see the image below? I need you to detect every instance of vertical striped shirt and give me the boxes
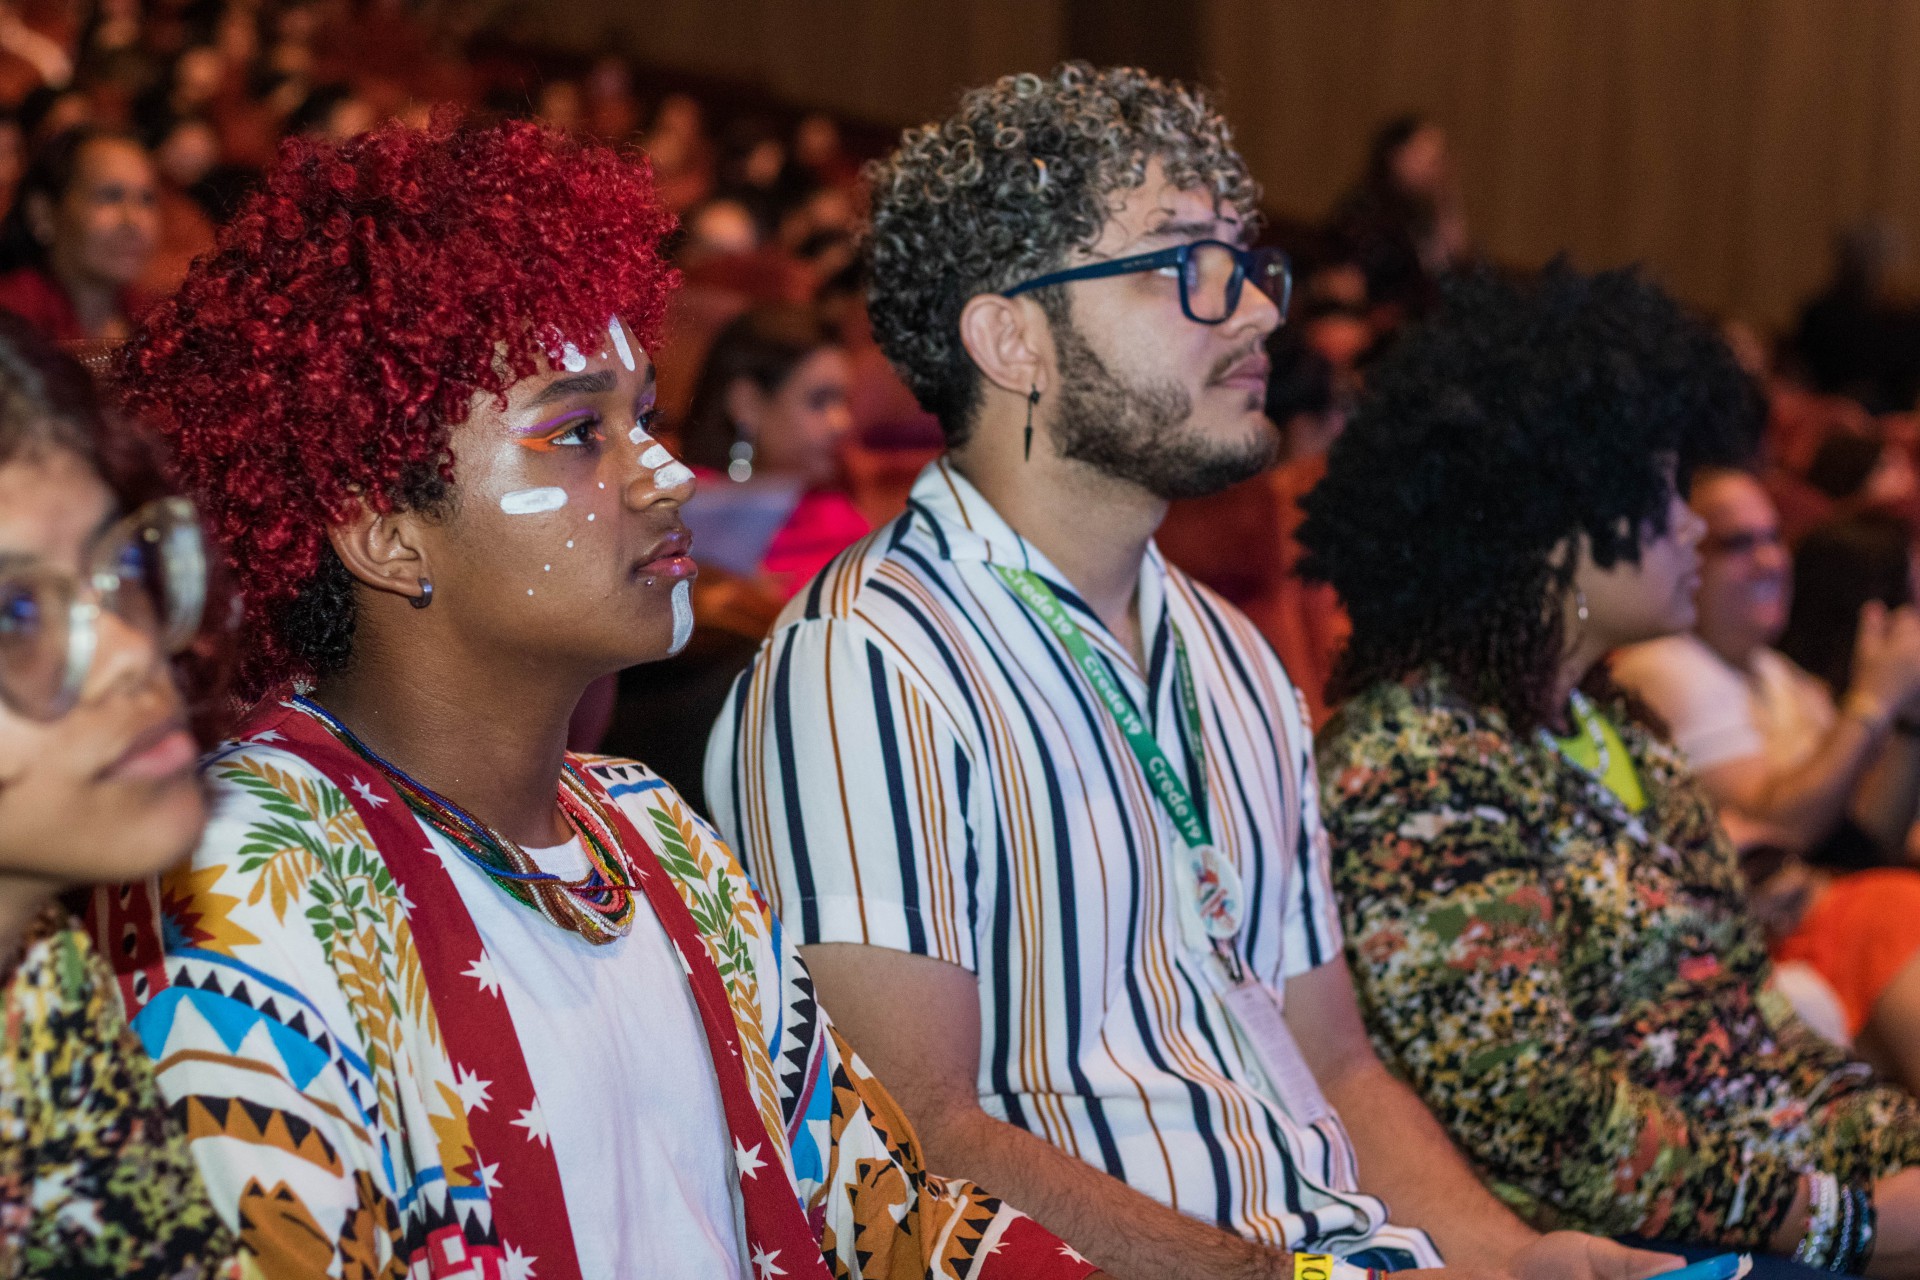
[707,460,1438,1263]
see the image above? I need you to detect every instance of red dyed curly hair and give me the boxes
[119,114,678,701]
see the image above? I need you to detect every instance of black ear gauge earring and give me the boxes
[411,578,433,609]
[1023,384,1040,460]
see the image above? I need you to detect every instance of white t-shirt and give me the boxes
[429,831,747,1280]
[1612,632,1835,773]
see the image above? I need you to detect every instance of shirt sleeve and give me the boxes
[1321,717,1803,1247]
[1281,683,1346,980]
[706,616,984,972]
[1612,637,1765,772]
[124,747,420,1276]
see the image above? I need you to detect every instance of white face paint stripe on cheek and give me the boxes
[608,319,636,372]
[669,578,693,654]
[639,444,674,469]
[629,426,652,446]
[500,487,569,515]
[653,461,694,489]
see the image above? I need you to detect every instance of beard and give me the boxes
[1047,315,1277,501]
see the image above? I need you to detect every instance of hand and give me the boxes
[1506,1232,1682,1280]
[1848,602,1920,720]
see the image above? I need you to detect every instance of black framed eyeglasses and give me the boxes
[1001,239,1293,325]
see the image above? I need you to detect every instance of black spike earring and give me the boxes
[1023,384,1040,460]
[411,578,433,609]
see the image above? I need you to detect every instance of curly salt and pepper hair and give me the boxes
[865,62,1261,445]
[117,114,678,702]
[1299,264,1763,730]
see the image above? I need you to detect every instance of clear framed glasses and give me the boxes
[1001,238,1293,325]
[0,496,207,721]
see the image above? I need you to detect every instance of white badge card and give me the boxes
[1219,980,1333,1125]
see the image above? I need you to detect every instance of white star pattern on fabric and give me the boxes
[1059,1242,1090,1263]
[752,1246,786,1278]
[476,1159,503,1192]
[502,1242,537,1280]
[347,775,389,807]
[249,728,284,743]
[394,884,417,917]
[463,950,501,997]
[733,1140,766,1179]
[512,1102,550,1147]
[450,1064,492,1113]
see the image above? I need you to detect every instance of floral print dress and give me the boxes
[1318,671,1920,1249]
[0,904,245,1279]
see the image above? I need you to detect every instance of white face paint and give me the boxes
[559,343,588,373]
[653,461,695,490]
[629,426,652,446]
[668,578,693,654]
[608,318,636,372]
[639,444,674,469]
[500,486,568,515]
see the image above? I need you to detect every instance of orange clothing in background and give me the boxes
[1774,867,1920,1037]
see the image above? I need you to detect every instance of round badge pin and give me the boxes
[1189,844,1245,939]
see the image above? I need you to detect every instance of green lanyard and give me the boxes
[994,564,1245,944]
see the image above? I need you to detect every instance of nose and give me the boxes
[623,431,696,509]
[1231,272,1282,339]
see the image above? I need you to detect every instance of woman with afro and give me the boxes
[99,116,1100,1280]
[1304,264,1920,1276]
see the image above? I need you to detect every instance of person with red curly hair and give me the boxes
[94,115,1102,1280]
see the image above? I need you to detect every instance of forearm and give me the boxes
[1323,1058,1533,1269]
[924,1107,1286,1280]
[1736,715,1883,852]
[1850,731,1920,858]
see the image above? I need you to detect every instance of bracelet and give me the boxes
[1291,1254,1381,1280]
[1794,1172,1840,1269]
[1836,1185,1876,1275]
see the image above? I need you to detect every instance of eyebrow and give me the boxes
[527,371,618,407]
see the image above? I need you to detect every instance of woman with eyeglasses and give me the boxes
[0,313,241,1276]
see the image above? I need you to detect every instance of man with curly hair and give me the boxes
[711,65,1673,1280]
[93,117,1104,1280]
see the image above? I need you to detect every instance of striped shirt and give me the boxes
[707,459,1438,1263]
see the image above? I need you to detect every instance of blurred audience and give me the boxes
[1328,114,1470,323]
[0,124,154,342]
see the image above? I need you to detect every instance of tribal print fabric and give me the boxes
[94,700,1096,1280]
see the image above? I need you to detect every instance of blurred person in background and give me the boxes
[677,302,862,599]
[0,125,156,343]
[0,312,245,1278]
[135,113,216,296]
[1309,264,1920,1276]
[1614,474,1920,1090]
[1786,222,1920,415]
[642,90,712,212]
[0,108,21,219]
[1328,115,1470,324]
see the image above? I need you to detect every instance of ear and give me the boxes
[958,292,1049,398]
[723,376,765,441]
[325,501,434,605]
[23,192,54,249]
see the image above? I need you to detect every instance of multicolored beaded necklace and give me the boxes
[294,696,640,945]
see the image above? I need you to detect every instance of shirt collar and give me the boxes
[907,457,1172,678]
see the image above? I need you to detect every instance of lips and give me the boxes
[633,527,696,581]
[104,716,196,782]
[1215,355,1271,391]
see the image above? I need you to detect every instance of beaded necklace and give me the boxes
[294,696,640,944]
